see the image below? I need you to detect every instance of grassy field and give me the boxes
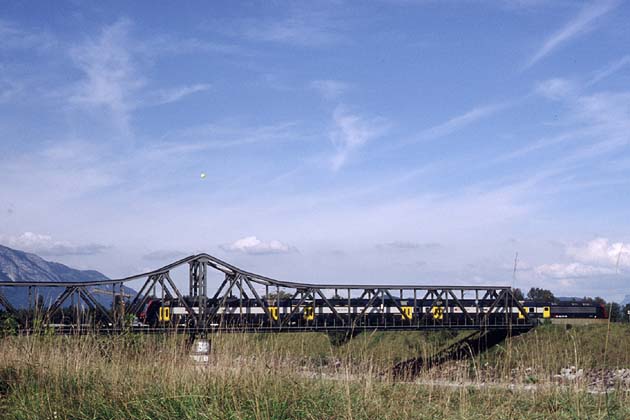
[1,324,630,419]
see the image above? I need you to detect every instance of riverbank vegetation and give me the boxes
[1,324,630,419]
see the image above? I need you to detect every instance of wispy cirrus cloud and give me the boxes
[68,19,213,134]
[0,19,57,52]
[0,77,23,103]
[417,103,505,142]
[143,34,248,57]
[309,79,349,100]
[330,105,389,170]
[525,0,619,69]
[148,83,211,106]
[494,71,630,180]
[376,241,442,251]
[392,102,507,149]
[156,121,300,153]
[0,140,120,202]
[142,249,189,261]
[492,130,582,164]
[0,118,304,208]
[235,11,344,47]
[588,55,630,86]
[69,18,144,133]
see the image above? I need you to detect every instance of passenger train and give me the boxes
[138,295,607,327]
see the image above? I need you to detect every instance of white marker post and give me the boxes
[190,338,210,364]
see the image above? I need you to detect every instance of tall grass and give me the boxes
[1,325,630,419]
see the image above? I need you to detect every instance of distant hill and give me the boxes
[0,244,108,283]
[0,244,134,309]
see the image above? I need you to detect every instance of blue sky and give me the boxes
[1,0,630,300]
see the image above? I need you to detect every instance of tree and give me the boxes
[608,302,623,322]
[583,296,607,305]
[512,288,524,300]
[526,287,556,303]
[264,290,293,302]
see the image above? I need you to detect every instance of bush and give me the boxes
[0,315,18,337]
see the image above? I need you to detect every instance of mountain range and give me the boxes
[0,244,135,309]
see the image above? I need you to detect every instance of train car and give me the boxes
[519,300,607,320]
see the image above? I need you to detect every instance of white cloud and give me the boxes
[221,236,296,255]
[535,262,616,279]
[567,238,630,269]
[533,238,630,284]
[1,232,109,256]
[309,79,349,100]
[330,106,388,170]
[535,78,578,100]
[526,0,619,69]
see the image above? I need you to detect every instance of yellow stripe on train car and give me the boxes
[543,306,551,319]
[518,307,528,319]
[268,306,279,321]
[401,306,413,320]
[304,306,315,321]
[431,306,444,320]
[158,307,170,322]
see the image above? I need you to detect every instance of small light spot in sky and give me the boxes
[200,172,207,180]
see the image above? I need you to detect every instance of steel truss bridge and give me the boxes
[0,253,534,335]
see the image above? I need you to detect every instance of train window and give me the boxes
[529,307,534,313]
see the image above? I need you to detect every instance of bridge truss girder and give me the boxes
[0,253,533,333]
